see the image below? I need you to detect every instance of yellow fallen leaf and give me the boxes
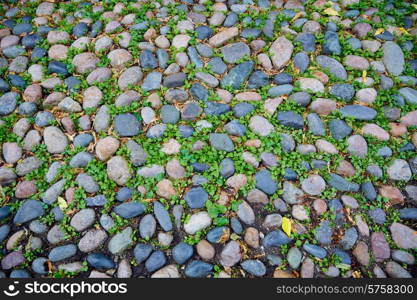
[282,217,292,237]
[352,271,362,278]
[291,12,302,23]
[374,28,385,36]
[57,197,68,210]
[398,27,409,34]
[323,7,339,16]
[362,70,367,82]
[413,4,417,10]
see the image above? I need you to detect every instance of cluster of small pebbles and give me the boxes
[0,0,416,278]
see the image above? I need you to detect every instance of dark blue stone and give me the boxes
[48,61,69,76]
[179,125,194,137]
[329,119,352,140]
[140,49,158,69]
[86,195,106,207]
[220,158,234,178]
[328,173,359,192]
[333,248,351,265]
[0,225,10,243]
[295,33,316,52]
[294,52,309,73]
[116,187,133,202]
[73,133,93,148]
[224,12,238,27]
[172,242,194,264]
[399,208,417,221]
[113,202,145,219]
[328,198,346,225]
[0,78,10,92]
[208,57,227,74]
[134,243,153,263]
[8,75,26,88]
[277,111,304,129]
[145,250,166,273]
[361,181,377,201]
[90,21,103,38]
[273,73,293,85]
[153,201,172,232]
[185,260,213,278]
[0,206,11,221]
[206,227,228,243]
[31,47,47,61]
[190,83,208,101]
[303,244,327,258]
[233,102,254,117]
[220,60,254,89]
[13,23,32,35]
[73,22,89,37]
[263,230,291,248]
[231,217,243,234]
[10,269,31,278]
[13,200,45,224]
[22,34,41,49]
[284,168,298,180]
[87,253,115,269]
[64,76,81,92]
[187,47,204,68]
[192,163,210,173]
[18,102,37,116]
[196,25,214,40]
[184,187,208,209]
[248,71,269,89]
[255,169,277,195]
[204,102,230,116]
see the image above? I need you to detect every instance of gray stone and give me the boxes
[43,126,68,154]
[209,133,234,152]
[316,55,347,80]
[221,42,250,63]
[220,61,254,89]
[70,209,96,232]
[382,41,404,76]
[108,227,133,254]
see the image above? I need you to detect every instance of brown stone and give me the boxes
[15,181,37,199]
[72,52,99,74]
[379,185,404,205]
[310,98,337,115]
[336,160,355,177]
[165,158,186,179]
[244,227,259,248]
[156,179,176,199]
[312,199,327,215]
[65,187,75,203]
[23,84,42,103]
[400,111,417,127]
[246,189,268,204]
[208,27,239,47]
[95,136,120,161]
[301,258,314,278]
[312,71,329,84]
[363,124,390,140]
[353,241,370,266]
[226,174,247,190]
[273,270,296,278]
[196,240,215,261]
[371,232,390,262]
[389,122,407,137]
[61,117,75,134]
